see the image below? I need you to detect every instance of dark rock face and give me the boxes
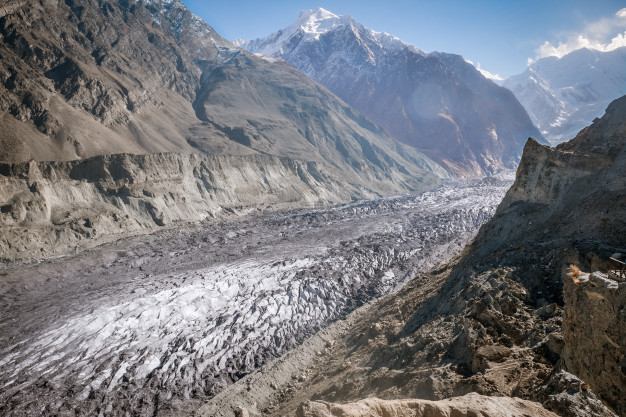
[241,9,544,177]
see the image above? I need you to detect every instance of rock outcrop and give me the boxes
[533,371,618,417]
[561,272,626,415]
[241,8,544,176]
[296,394,560,417]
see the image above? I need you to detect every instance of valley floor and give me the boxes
[0,175,512,416]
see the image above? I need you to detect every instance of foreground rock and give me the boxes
[534,371,618,417]
[562,272,626,416]
[296,394,560,417]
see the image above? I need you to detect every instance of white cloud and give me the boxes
[531,8,626,62]
[476,63,503,81]
[465,59,503,81]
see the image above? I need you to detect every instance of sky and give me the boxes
[181,1,626,79]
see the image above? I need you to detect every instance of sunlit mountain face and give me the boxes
[504,46,626,145]
[239,8,544,177]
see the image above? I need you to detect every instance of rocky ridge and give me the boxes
[240,8,544,176]
[197,97,626,416]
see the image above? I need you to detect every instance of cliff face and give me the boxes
[467,96,626,265]
[562,272,626,416]
[2,152,418,262]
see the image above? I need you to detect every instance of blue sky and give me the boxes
[181,1,626,79]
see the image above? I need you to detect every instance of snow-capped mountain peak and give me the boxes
[236,8,349,56]
[238,9,543,177]
[503,46,626,145]
[296,7,342,34]
[239,8,416,58]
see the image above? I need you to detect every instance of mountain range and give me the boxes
[239,8,544,176]
[0,0,449,260]
[1,1,626,416]
[0,0,443,186]
[503,46,626,145]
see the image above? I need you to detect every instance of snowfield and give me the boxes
[0,176,512,415]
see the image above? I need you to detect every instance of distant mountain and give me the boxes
[239,8,543,177]
[503,47,626,145]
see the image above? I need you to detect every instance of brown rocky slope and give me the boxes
[0,0,444,185]
[198,97,625,416]
[0,0,446,262]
